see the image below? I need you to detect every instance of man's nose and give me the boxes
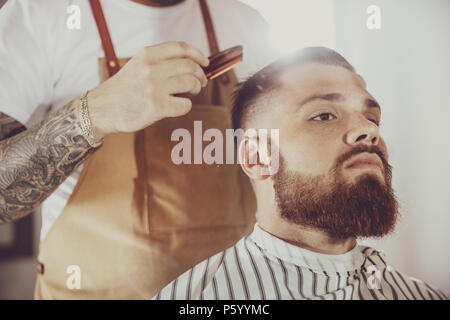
[344,115,380,146]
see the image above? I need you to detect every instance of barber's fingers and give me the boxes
[139,41,209,67]
[157,58,208,87]
[166,74,203,96]
[165,96,193,117]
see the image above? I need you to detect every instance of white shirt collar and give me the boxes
[249,223,380,275]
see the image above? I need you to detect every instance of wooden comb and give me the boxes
[203,45,243,80]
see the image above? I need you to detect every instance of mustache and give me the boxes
[335,144,391,173]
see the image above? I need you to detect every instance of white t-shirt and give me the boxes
[0,0,275,240]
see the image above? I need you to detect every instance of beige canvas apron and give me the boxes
[34,0,256,299]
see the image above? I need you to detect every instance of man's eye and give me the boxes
[311,113,336,121]
[369,119,380,126]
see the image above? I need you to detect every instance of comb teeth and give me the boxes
[208,45,243,62]
[203,45,244,80]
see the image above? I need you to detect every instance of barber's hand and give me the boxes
[86,41,209,139]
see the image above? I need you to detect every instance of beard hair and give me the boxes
[272,147,399,240]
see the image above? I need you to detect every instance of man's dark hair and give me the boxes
[232,47,355,130]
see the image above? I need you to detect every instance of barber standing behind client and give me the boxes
[0,0,273,299]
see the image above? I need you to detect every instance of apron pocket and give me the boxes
[142,104,255,232]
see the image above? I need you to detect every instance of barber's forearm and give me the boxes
[0,99,96,224]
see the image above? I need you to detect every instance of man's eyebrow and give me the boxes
[299,93,345,107]
[299,93,381,110]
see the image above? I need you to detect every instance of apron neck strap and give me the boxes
[89,0,121,77]
[89,0,221,78]
[198,0,219,55]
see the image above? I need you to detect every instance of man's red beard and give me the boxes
[272,145,399,239]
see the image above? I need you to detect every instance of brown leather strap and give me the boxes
[199,0,229,84]
[199,0,219,55]
[89,0,120,77]
[89,0,225,81]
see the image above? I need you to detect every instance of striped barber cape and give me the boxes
[153,224,448,300]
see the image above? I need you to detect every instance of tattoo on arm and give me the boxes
[0,101,96,224]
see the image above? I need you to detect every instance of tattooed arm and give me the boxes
[0,100,97,224]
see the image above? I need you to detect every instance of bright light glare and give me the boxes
[240,0,336,56]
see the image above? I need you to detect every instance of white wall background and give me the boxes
[241,0,336,54]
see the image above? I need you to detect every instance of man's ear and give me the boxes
[238,136,272,181]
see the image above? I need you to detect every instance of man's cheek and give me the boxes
[293,149,327,175]
[280,129,339,175]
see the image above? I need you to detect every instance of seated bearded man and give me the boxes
[152,47,448,300]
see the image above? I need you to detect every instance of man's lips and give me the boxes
[344,152,384,172]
